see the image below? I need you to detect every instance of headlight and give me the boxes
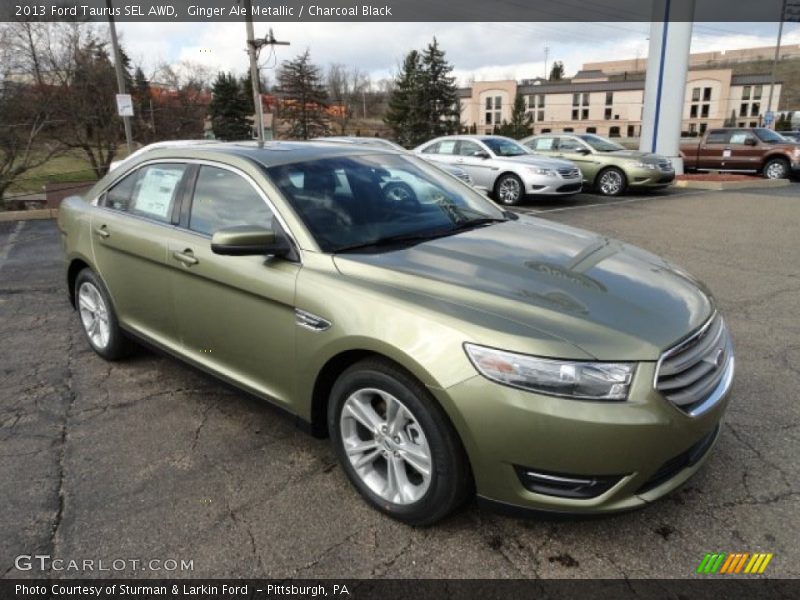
[464,343,635,400]
[529,167,557,176]
[632,161,657,170]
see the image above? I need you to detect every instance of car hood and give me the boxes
[495,155,577,169]
[332,217,714,360]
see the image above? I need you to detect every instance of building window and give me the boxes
[699,123,707,134]
[749,121,757,127]
[691,87,700,102]
[703,87,712,102]
[701,104,710,118]
[609,126,621,138]
[690,105,698,118]
[581,108,589,120]
[627,125,635,137]
[572,93,580,107]
[753,85,762,100]
[604,107,612,120]
[742,86,751,100]
[541,128,551,133]
[564,127,574,132]
[537,110,544,122]
[689,123,697,135]
[738,122,745,127]
[495,111,502,124]
[485,112,492,124]
[572,109,579,120]
[582,93,590,106]
[587,127,597,133]
[537,94,545,107]
[485,97,492,110]
[751,102,760,116]
[739,103,748,117]
[494,96,502,109]
[605,92,613,105]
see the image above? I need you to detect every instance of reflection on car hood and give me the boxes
[606,150,663,162]
[333,216,713,360]
[495,155,578,169]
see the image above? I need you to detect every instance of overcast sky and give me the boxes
[116,21,800,86]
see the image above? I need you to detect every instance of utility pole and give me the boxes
[106,0,133,154]
[766,0,787,129]
[544,44,549,79]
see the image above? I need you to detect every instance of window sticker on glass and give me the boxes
[729,133,748,145]
[536,138,554,150]
[132,166,184,219]
[438,140,457,155]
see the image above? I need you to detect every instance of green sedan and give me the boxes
[58,141,732,525]
[521,133,676,196]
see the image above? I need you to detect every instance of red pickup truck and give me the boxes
[680,128,800,179]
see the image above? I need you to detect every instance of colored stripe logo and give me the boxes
[696,552,773,574]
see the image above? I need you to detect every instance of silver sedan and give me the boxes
[413,135,582,205]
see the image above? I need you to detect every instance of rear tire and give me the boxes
[74,269,132,361]
[328,358,471,526]
[494,173,525,206]
[763,157,789,180]
[595,167,627,196]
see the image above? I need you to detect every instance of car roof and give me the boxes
[124,140,398,169]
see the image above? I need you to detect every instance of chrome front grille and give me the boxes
[557,167,580,179]
[655,313,734,416]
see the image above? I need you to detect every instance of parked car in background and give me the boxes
[414,135,582,205]
[312,136,474,186]
[521,133,675,197]
[58,141,733,524]
[680,128,800,179]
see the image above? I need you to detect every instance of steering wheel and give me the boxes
[382,181,419,212]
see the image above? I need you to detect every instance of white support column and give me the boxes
[639,0,694,174]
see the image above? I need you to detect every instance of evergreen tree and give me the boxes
[384,50,426,147]
[724,109,736,127]
[385,39,461,147]
[494,93,532,139]
[209,72,251,140]
[420,38,461,138]
[276,50,330,139]
[549,61,565,81]
[132,66,152,142]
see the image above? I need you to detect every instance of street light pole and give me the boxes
[766,0,787,129]
[106,0,133,155]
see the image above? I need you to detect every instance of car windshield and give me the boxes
[579,134,626,152]
[265,154,506,253]
[480,137,530,157]
[754,128,789,144]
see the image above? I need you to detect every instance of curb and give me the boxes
[0,209,59,222]
[674,178,792,191]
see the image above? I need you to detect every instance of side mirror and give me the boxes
[211,225,289,256]
[473,151,490,159]
[576,147,591,155]
[744,137,758,146]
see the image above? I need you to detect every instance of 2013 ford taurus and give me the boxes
[58,141,734,525]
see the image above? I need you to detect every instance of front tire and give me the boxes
[763,157,789,180]
[595,167,627,196]
[328,359,471,526]
[494,173,524,206]
[74,269,132,360]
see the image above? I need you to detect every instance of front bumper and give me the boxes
[522,173,583,195]
[628,167,675,189]
[432,360,732,515]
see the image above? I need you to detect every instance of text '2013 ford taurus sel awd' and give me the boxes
[58,141,734,525]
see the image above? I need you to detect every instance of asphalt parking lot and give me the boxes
[1,184,798,579]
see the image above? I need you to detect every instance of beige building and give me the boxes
[584,44,800,74]
[458,68,782,138]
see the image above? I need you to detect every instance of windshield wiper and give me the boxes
[334,217,506,254]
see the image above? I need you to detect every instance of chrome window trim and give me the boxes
[92,157,304,262]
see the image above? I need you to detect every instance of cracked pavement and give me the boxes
[0,184,798,579]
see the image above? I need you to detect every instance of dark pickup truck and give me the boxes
[680,128,800,179]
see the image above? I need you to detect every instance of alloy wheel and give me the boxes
[599,170,623,195]
[765,161,787,179]
[497,177,522,204]
[339,387,432,505]
[78,282,110,349]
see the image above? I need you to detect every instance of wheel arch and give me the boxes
[67,257,92,308]
[761,153,790,170]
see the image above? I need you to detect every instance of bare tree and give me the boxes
[326,63,369,134]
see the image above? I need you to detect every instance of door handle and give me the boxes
[94,225,110,239]
[172,250,198,266]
